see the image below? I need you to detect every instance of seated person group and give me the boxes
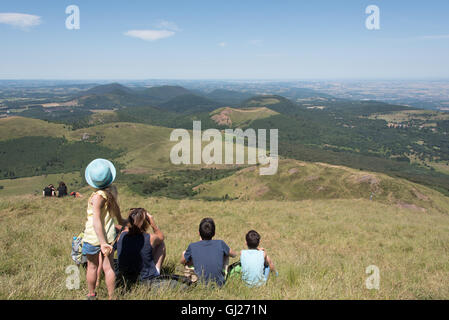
[81,159,277,300]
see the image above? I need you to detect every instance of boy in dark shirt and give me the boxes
[180,218,237,286]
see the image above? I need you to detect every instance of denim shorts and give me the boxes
[82,242,101,255]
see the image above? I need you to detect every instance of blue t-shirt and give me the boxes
[184,239,230,286]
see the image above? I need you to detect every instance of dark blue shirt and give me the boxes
[117,231,159,282]
[184,239,230,286]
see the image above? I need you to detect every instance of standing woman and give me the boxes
[82,159,125,300]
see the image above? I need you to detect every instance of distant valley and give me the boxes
[1,81,449,199]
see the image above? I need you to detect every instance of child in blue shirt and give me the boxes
[240,230,277,287]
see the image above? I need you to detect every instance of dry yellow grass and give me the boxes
[0,188,448,300]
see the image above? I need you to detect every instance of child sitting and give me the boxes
[240,230,277,287]
[180,218,237,287]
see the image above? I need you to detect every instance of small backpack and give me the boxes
[71,232,87,266]
[226,261,242,280]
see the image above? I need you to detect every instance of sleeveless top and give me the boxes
[83,190,117,246]
[240,249,265,286]
[117,231,159,281]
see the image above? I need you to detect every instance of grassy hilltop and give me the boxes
[0,190,448,299]
[1,109,449,299]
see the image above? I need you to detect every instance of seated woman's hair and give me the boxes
[127,208,149,235]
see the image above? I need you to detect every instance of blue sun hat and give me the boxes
[85,159,116,189]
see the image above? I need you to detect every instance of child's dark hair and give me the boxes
[246,230,261,249]
[127,208,149,235]
[199,218,215,240]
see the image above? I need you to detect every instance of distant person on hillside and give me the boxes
[57,181,68,198]
[82,159,126,300]
[240,230,277,287]
[43,184,56,197]
[115,208,166,286]
[180,217,237,287]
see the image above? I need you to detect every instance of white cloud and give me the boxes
[218,42,227,47]
[155,20,180,31]
[124,29,175,41]
[0,13,41,29]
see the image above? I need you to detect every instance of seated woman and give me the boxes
[116,208,166,286]
[57,181,68,198]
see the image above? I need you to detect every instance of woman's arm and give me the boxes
[147,213,164,247]
[91,194,112,255]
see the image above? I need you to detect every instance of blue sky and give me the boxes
[1,0,448,79]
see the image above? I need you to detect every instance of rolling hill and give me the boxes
[159,94,222,114]
[204,89,254,106]
[242,95,300,114]
[141,85,192,103]
[2,114,449,299]
[210,106,279,128]
[82,83,135,96]
[0,116,68,141]
[2,83,449,300]
[194,158,449,213]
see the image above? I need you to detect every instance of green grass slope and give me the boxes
[0,192,448,299]
[210,107,279,128]
[195,159,449,213]
[0,172,82,197]
[0,116,68,141]
[68,122,176,173]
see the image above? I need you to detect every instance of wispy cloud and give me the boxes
[0,13,41,29]
[124,19,179,42]
[155,20,180,32]
[218,42,227,47]
[124,29,175,41]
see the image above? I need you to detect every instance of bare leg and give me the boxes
[86,254,99,296]
[96,253,103,289]
[102,253,116,300]
[153,241,166,273]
